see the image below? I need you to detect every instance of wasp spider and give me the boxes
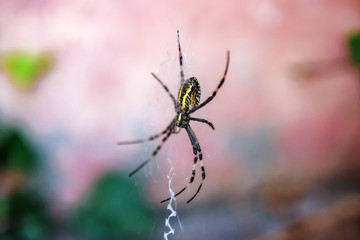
[118,31,230,203]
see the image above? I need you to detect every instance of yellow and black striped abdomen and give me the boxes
[177,77,201,111]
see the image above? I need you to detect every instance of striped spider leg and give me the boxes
[117,117,176,177]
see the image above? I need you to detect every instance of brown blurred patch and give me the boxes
[290,56,353,81]
[255,194,360,240]
[0,170,25,196]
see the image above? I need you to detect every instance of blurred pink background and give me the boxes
[0,0,360,238]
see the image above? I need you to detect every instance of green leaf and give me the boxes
[5,189,50,240]
[0,195,9,221]
[0,126,38,173]
[69,172,158,240]
[347,32,360,70]
[0,51,52,90]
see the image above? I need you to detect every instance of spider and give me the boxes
[117,30,230,203]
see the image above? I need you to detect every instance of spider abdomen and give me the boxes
[177,77,201,111]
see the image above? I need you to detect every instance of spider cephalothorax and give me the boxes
[117,30,230,203]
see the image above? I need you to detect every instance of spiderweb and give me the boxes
[155,34,187,239]
[163,157,182,240]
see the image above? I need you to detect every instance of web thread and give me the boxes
[163,157,182,240]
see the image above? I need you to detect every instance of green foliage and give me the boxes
[70,172,158,240]
[0,126,38,173]
[347,32,360,70]
[0,121,51,240]
[0,189,50,240]
[0,51,52,90]
[0,195,9,226]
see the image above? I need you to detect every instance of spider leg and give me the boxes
[129,131,172,177]
[189,51,230,114]
[151,73,177,110]
[177,30,185,84]
[185,125,205,203]
[187,154,205,203]
[160,125,205,203]
[117,129,168,145]
[117,118,176,145]
[189,117,215,130]
[160,152,198,203]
